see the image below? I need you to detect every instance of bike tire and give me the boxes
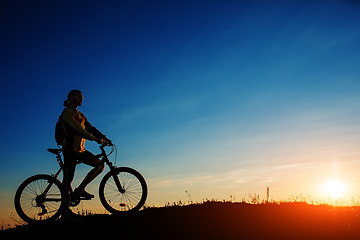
[14,174,64,223]
[99,167,147,214]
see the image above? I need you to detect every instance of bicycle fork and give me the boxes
[112,173,125,193]
[108,163,125,193]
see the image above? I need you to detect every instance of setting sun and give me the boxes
[322,179,347,199]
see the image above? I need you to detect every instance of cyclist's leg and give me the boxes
[76,151,105,194]
[62,151,76,211]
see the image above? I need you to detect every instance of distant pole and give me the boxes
[267,187,270,203]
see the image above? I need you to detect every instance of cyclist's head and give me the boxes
[64,89,83,107]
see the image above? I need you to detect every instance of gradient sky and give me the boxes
[1,0,360,227]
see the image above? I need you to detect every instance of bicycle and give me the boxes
[14,142,148,223]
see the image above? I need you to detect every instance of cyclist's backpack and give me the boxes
[55,117,65,146]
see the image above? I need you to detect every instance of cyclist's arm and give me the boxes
[85,120,106,139]
[61,109,96,141]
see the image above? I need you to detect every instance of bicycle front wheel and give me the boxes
[14,174,64,223]
[99,167,147,214]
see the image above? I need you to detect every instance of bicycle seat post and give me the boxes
[57,154,64,168]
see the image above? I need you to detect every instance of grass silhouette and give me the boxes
[2,199,360,239]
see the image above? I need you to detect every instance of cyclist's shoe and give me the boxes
[62,208,77,217]
[74,188,94,200]
[61,209,83,221]
[81,191,94,199]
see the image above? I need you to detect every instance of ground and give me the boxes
[2,202,360,239]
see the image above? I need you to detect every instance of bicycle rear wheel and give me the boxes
[99,167,147,214]
[14,174,64,223]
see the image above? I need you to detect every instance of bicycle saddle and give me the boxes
[47,148,63,155]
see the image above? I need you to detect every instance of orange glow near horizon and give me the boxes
[322,179,348,200]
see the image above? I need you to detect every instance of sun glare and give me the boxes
[322,179,347,199]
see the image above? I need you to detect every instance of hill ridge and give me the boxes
[3,202,360,239]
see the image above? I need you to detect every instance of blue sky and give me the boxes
[1,0,360,225]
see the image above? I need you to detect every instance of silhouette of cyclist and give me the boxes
[60,90,111,215]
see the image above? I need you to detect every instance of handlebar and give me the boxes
[97,138,113,147]
[101,141,113,147]
[95,140,116,161]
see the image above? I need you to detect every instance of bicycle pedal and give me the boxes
[80,196,94,200]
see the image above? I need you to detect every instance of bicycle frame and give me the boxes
[46,143,125,197]
[16,142,147,222]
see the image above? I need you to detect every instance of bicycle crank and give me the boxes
[69,194,81,207]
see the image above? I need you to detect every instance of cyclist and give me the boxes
[60,89,111,215]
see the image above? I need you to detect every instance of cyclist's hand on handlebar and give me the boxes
[94,137,113,146]
[104,138,113,146]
